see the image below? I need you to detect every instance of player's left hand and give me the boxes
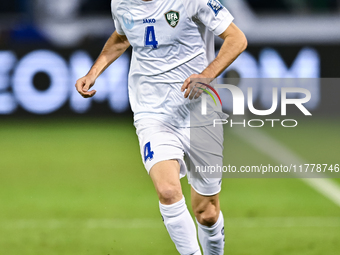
[181,74,213,100]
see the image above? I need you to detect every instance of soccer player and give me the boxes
[75,0,247,254]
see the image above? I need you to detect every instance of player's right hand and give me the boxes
[75,75,97,98]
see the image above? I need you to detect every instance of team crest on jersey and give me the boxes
[207,0,223,16]
[164,10,180,28]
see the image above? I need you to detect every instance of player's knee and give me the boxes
[195,204,219,227]
[157,185,182,205]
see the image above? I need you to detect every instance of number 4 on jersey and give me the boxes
[144,141,154,162]
[144,26,158,49]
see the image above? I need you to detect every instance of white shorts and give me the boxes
[134,118,224,196]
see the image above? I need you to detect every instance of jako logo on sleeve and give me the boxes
[207,0,223,16]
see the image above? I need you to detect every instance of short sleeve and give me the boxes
[183,0,234,36]
[111,1,125,35]
[114,18,125,35]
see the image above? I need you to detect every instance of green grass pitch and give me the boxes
[0,117,339,255]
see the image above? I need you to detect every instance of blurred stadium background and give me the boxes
[0,0,339,254]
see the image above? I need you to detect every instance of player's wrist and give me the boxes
[199,71,215,84]
[87,68,99,80]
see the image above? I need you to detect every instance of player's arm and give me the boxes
[75,31,130,98]
[181,22,247,98]
[202,22,247,79]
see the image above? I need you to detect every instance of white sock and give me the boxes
[197,211,225,255]
[160,197,201,255]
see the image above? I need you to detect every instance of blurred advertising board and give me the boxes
[0,44,339,116]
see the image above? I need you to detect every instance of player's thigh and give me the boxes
[185,124,224,196]
[150,159,183,205]
[135,119,186,204]
[135,118,187,176]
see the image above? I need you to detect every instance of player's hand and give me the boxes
[181,74,212,100]
[75,75,97,98]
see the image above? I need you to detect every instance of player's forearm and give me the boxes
[201,24,247,80]
[87,31,130,79]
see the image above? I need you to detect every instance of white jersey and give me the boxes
[111,0,233,127]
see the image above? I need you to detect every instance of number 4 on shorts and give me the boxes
[144,141,154,162]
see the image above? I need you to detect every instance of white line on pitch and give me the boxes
[0,219,162,229]
[1,217,339,229]
[232,128,340,207]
